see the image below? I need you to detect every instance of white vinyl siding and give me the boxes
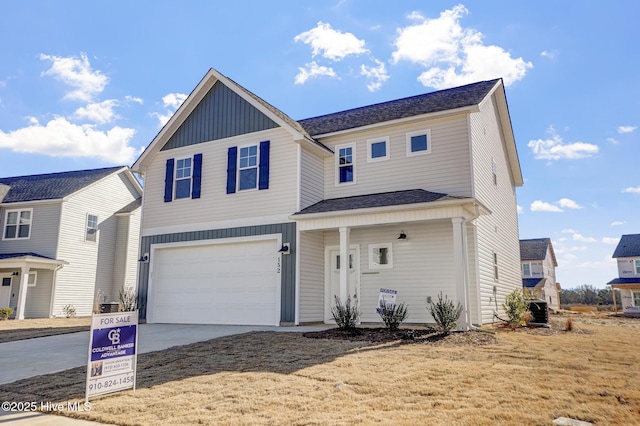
[19,269,54,318]
[299,148,324,210]
[298,231,325,322]
[321,115,472,200]
[470,94,522,324]
[0,203,61,258]
[142,128,298,231]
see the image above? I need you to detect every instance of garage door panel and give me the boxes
[150,239,279,325]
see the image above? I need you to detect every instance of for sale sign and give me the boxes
[376,288,397,313]
[86,311,138,401]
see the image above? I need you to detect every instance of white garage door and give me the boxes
[149,238,280,325]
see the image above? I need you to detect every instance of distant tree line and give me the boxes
[560,284,621,306]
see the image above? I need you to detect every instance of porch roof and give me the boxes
[523,278,546,288]
[0,252,67,269]
[607,277,640,286]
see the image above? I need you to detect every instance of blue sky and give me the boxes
[0,1,638,289]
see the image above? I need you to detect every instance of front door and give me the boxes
[0,275,12,308]
[325,247,360,323]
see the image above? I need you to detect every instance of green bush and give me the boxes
[378,301,408,331]
[503,289,530,328]
[428,292,462,334]
[0,307,13,320]
[331,295,360,331]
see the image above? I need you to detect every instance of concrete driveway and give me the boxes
[0,323,329,385]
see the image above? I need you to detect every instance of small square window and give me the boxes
[3,209,32,240]
[27,272,37,287]
[86,214,98,242]
[406,130,431,156]
[369,243,393,269]
[367,137,389,162]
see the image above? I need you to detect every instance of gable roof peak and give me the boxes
[612,234,640,258]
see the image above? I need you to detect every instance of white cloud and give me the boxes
[294,22,368,61]
[74,99,119,124]
[530,200,563,212]
[606,137,619,144]
[528,127,598,160]
[360,59,390,92]
[557,198,582,209]
[562,229,577,234]
[392,5,532,89]
[0,116,137,164]
[151,93,188,127]
[572,233,597,243]
[517,205,523,214]
[617,125,637,134]
[294,62,337,85]
[611,221,625,226]
[540,50,558,60]
[40,53,108,102]
[125,95,143,104]
[602,237,620,245]
[623,187,640,194]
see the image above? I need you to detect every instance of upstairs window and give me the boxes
[239,145,258,190]
[367,137,389,162]
[336,144,355,184]
[164,154,202,202]
[406,129,431,156]
[522,263,531,277]
[3,209,32,240]
[635,260,640,275]
[175,157,192,199]
[86,214,98,242]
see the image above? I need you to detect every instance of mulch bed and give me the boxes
[303,327,498,346]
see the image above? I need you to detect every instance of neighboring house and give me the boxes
[132,68,523,329]
[0,167,142,319]
[608,234,640,316]
[519,238,560,310]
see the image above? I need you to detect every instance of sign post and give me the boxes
[86,311,138,402]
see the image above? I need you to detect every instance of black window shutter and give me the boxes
[164,158,174,202]
[226,147,237,194]
[258,140,270,190]
[192,153,202,199]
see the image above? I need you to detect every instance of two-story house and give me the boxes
[0,167,142,319]
[608,234,640,316]
[519,238,560,310]
[132,68,523,329]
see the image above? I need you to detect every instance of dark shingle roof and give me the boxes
[298,79,500,136]
[607,277,640,285]
[0,167,123,203]
[523,278,546,288]
[0,252,56,261]
[612,234,640,258]
[293,189,462,215]
[520,238,551,261]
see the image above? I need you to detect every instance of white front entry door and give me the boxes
[325,247,360,323]
[0,275,12,308]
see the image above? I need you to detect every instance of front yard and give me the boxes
[1,314,639,425]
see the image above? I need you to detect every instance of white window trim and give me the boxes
[335,143,356,186]
[367,137,390,162]
[635,259,640,275]
[27,271,37,287]
[174,157,192,199]
[237,144,259,191]
[369,243,393,270]
[522,262,531,277]
[2,208,33,240]
[406,129,432,157]
[85,214,98,243]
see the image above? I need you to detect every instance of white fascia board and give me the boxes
[0,256,68,269]
[1,199,62,207]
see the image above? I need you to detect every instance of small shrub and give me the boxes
[0,307,13,320]
[62,304,76,318]
[428,292,462,334]
[565,317,574,331]
[378,301,408,331]
[331,295,360,331]
[119,286,138,312]
[503,289,531,329]
[93,289,104,314]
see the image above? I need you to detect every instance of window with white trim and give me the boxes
[634,291,640,306]
[367,137,389,162]
[635,260,640,275]
[336,144,355,184]
[522,263,531,277]
[369,243,393,269]
[3,209,32,240]
[239,145,258,190]
[27,272,37,287]
[406,129,431,156]
[86,214,98,242]
[175,157,192,199]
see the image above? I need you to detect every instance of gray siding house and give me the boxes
[520,238,560,310]
[132,68,524,329]
[608,234,640,316]
[0,167,142,319]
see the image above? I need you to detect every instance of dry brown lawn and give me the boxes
[0,317,90,343]
[1,314,639,425]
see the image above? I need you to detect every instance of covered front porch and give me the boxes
[0,253,67,319]
[608,279,640,317]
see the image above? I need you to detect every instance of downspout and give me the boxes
[461,203,483,331]
[48,264,64,317]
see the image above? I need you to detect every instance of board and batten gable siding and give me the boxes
[161,80,279,151]
[320,114,473,200]
[324,221,456,323]
[0,203,62,258]
[469,93,522,324]
[54,171,141,317]
[142,127,299,231]
[298,231,324,322]
[299,147,324,210]
[137,222,297,323]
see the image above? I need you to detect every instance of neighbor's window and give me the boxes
[239,145,258,190]
[3,209,32,240]
[86,214,98,242]
[493,252,499,280]
[369,243,393,269]
[522,263,531,277]
[27,272,37,287]
[367,137,389,162]
[635,260,640,275]
[175,157,192,199]
[634,291,640,306]
[406,129,431,156]
[336,144,355,184]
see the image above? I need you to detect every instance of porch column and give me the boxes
[15,265,30,320]
[339,226,350,302]
[452,218,469,330]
